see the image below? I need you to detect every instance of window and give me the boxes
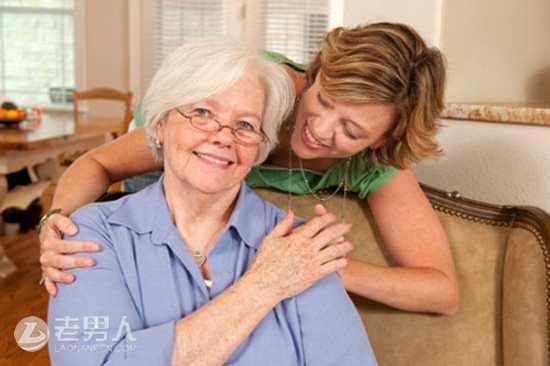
[132,0,335,98]
[0,0,74,106]
[262,0,330,65]
[155,0,225,70]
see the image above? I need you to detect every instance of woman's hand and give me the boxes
[247,206,353,302]
[39,213,100,296]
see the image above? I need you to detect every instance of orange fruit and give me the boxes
[0,108,5,120]
[16,109,25,120]
[5,110,18,120]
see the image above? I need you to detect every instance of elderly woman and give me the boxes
[47,37,376,365]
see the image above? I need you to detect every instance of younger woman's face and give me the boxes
[291,75,397,160]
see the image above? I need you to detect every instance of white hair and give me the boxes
[141,36,295,165]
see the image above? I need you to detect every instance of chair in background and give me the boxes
[72,87,134,191]
[72,87,134,133]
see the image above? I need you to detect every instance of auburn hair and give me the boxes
[306,22,446,169]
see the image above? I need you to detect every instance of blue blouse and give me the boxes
[48,178,377,365]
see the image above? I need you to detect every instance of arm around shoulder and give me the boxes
[51,127,161,214]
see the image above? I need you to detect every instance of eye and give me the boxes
[343,124,359,140]
[194,108,211,117]
[236,120,257,131]
[317,93,330,107]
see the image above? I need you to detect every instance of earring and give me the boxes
[155,139,162,149]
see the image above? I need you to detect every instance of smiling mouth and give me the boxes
[302,123,326,149]
[193,152,234,167]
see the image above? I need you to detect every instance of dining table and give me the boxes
[0,112,123,278]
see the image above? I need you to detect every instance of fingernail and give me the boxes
[67,227,77,235]
[91,244,100,251]
[86,260,94,267]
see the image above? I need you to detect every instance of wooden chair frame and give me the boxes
[73,87,134,132]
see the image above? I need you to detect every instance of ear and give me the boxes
[154,118,166,145]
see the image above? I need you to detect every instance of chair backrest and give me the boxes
[72,87,133,133]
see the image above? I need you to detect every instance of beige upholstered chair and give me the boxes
[254,184,550,366]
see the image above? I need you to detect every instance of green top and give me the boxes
[130,50,397,196]
[247,152,395,199]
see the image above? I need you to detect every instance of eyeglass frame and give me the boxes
[175,108,270,145]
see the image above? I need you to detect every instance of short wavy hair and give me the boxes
[141,36,295,165]
[306,22,446,169]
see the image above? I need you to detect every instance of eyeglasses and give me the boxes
[176,109,270,146]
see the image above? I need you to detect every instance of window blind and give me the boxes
[154,0,225,70]
[0,0,74,106]
[262,0,329,65]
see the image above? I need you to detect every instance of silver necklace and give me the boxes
[297,157,351,219]
[286,123,351,219]
[297,157,350,201]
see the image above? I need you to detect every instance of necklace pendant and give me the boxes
[193,250,207,267]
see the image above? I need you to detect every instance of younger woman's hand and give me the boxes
[248,208,353,302]
[39,213,100,296]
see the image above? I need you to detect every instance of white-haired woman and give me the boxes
[47,37,376,365]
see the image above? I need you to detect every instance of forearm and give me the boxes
[171,271,279,365]
[51,128,161,213]
[342,258,459,315]
[51,154,113,213]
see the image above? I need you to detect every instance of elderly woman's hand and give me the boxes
[39,213,100,296]
[248,208,353,301]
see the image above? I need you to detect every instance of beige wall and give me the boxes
[340,0,550,212]
[81,0,129,118]
[423,0,550,211]
[415,120,550,212]
[441,0,550,102]
[343,0,443,45]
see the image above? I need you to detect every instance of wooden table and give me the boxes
[0,112,123,278]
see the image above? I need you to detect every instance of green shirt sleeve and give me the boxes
[134,102,143,128]
[258,49,308,72]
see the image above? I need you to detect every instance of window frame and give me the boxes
[0,0,84,110]
[128,0,342,101]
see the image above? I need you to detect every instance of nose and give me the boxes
[210,124,236,147]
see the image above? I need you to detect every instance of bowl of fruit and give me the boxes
[0,102,26,125]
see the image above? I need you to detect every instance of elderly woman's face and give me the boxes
[157,73,265,195]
